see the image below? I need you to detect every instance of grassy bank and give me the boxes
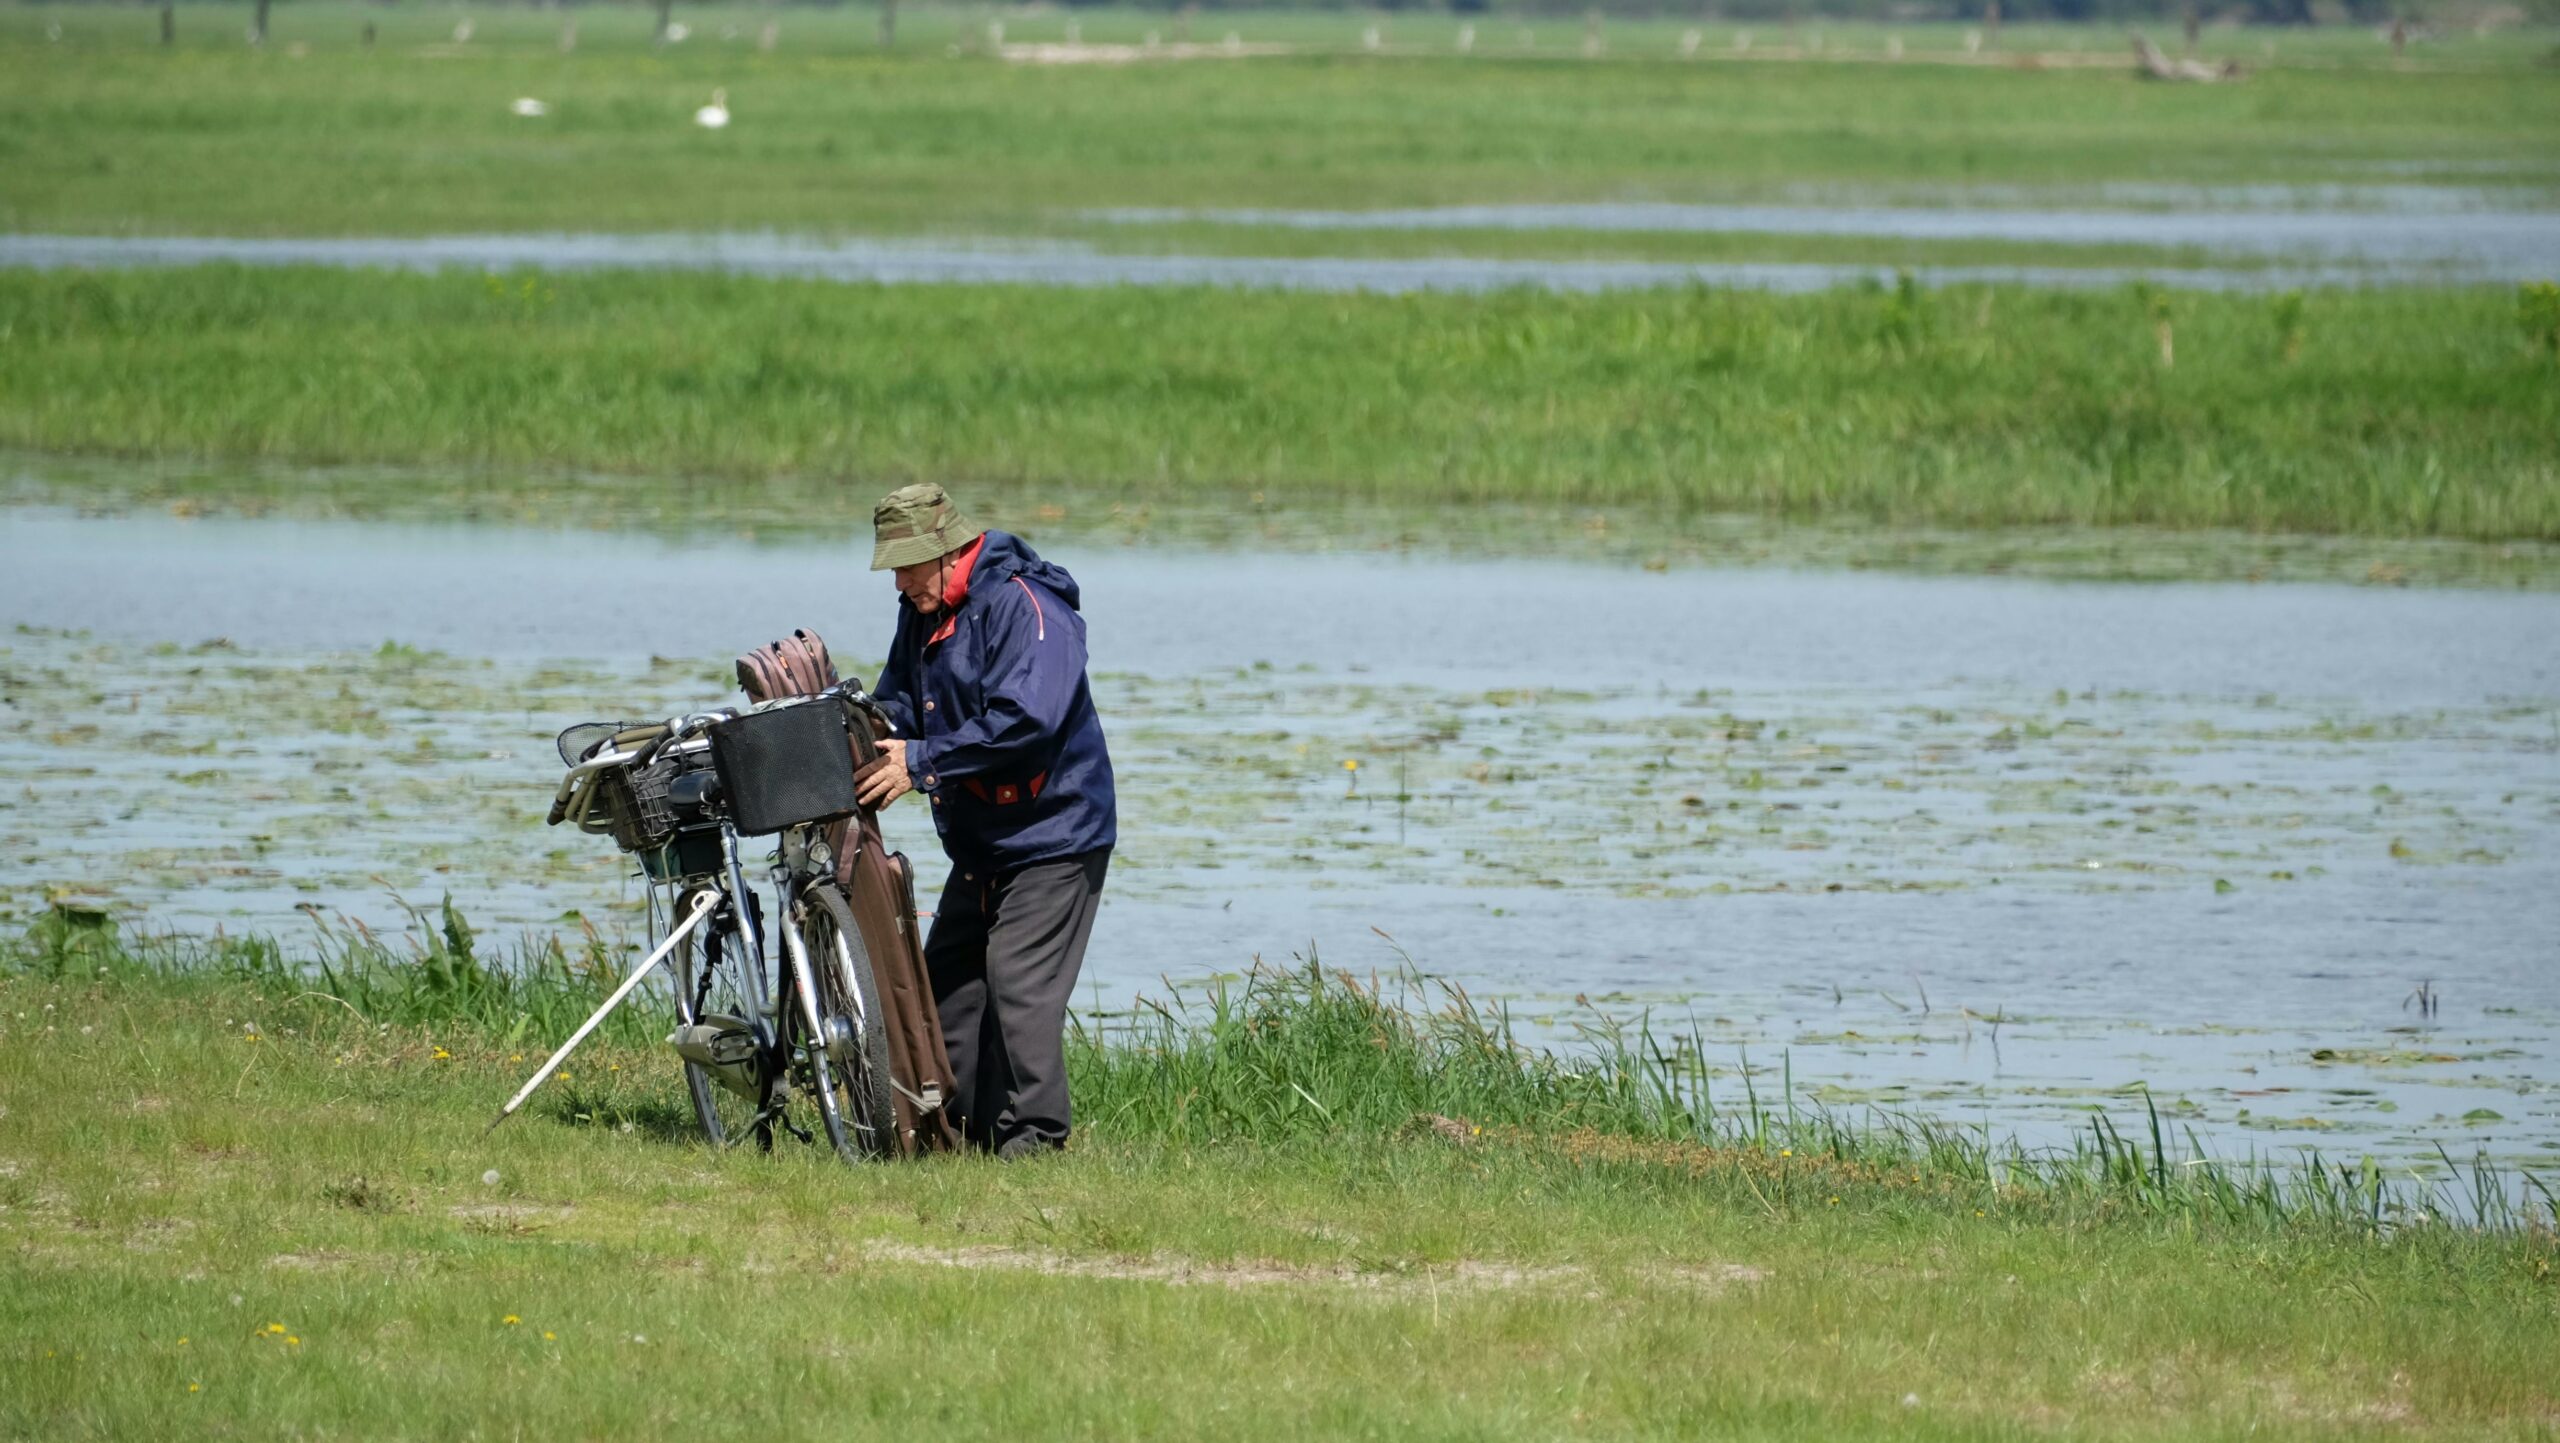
[4,4,2555,238]
[2,914,2555,1439]
[5,266,2556,541]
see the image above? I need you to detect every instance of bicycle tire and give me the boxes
[797,882,897,1161]
[780,925,856,1164]
[675,892,774,1151]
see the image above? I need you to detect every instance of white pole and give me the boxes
[486,890,720,1132]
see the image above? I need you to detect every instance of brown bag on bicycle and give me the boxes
[737,630,962,1156]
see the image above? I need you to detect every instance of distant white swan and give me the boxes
[510,97,548,118]
[694,88,730,129]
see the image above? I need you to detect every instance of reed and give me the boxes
[7,267,2555,542]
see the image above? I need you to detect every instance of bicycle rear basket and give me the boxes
[708,696,859,836]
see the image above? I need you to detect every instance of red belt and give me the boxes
[961,771,1047,806]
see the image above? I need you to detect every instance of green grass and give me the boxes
[3,910,2556,1439]
[5,265,2556,541]
[3,3,2555,238]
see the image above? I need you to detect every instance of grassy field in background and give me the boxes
[1,917,2554,1439]
[2,3,2554,238]
[4,265,2555,542]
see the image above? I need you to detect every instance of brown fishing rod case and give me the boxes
[737,629,961,1156]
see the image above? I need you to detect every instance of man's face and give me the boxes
[893,555,947,615]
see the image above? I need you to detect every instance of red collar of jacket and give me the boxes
[925,535,987,646]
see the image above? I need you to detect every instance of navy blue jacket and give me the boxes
[874,531,1116,872]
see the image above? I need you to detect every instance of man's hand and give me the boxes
[857,738,915,809]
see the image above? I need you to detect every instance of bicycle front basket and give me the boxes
[600,753,683,853]
[706,696,859,836]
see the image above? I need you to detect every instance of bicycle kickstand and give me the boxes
[485,890,720,1134]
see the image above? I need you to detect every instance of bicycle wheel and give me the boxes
[673,890,774,1151]
[796,882,897,1161]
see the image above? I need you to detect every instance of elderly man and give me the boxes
[854,483,1115,1158]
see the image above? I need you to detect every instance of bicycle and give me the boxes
[492,684,900,1163]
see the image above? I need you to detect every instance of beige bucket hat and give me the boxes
[870,483,984,571]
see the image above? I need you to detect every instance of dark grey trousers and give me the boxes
[924,849,1108,1156]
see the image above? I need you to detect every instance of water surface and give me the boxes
[0,232,2505,294]
[1091,202,2560,278]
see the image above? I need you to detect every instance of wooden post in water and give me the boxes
[654,0,673,45]
[878,0,897,49]
[251,0,270,46]
[159,0,174,45]
[1983,0,2000,49]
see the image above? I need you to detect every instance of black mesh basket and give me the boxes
[598,753,682,854]
[708,697,859,836]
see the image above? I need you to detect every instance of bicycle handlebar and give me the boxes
[546,683,891,829]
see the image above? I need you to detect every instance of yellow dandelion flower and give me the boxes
[1828,1196,1840,1206]
[503,1315,521,1326]
[176,1337,189,1347]
[1342,759,1359,771]
[1779,1149,1792,1158]
[432,1046,452,1061]
[510,1054,524,1063]
[542,1331,557,1341]
[285,1336,300,1347]
[558,1071,571,1082]
[188,1382,201,1394]
[264,1322,286,1335]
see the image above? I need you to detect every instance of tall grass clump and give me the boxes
[12,896,655,1047]
[1069,961,1709,1143]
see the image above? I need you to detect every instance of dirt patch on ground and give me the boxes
[863,1240,1764,1295]
[448,1203,571,1234]
[123,1217,194,1252]
[266,1250,355,1270]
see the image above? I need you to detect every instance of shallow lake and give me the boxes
[1092,199,2560,279]
[2,508,2554,1174]
[0,230,2523,294]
